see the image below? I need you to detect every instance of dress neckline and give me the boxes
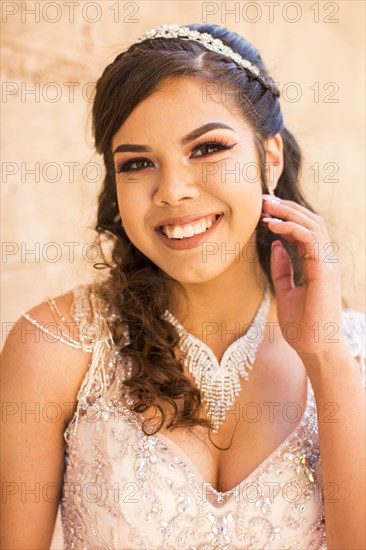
[156,376,311,500]
[116,376,313,505]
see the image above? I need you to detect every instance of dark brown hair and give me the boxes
[91,24,318,444]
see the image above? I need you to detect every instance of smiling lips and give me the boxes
[158,213,222,240]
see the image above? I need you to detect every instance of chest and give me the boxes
[137,340,308,494]
[63,379,325,550]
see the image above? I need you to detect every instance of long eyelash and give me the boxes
[115,158,152,174]
[191,137,234,153]
[115,138,236,174]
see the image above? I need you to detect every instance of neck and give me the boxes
[167,253,272,355]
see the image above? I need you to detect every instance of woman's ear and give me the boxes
[265,133,284,193]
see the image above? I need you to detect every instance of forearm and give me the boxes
[304,348,365,549]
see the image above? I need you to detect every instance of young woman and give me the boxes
[2,23,365,549]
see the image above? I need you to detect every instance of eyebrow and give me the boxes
[112,122,235,155]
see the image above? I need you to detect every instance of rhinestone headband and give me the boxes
[136,24,261,78]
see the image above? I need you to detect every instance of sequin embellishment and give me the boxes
[24,283,365,549]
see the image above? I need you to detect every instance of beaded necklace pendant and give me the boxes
[161,280,271,433]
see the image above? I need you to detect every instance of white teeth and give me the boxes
[172,226,184,239]
[183,225,195,238]
[161,214,219,239]
[193,221,204,235]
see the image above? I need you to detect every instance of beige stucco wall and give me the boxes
[1,1,365,547]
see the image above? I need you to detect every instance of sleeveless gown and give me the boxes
[21,283,365,550]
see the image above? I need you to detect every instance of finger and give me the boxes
[271,240,294,296]
[262,200,321,232]
[262,218,318,259]
[262,196,324,225]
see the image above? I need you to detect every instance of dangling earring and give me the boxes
[266,160,280,197]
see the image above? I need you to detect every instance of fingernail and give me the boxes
[272,240,282,247]
[262,196,281,204]
[262,217,282,223]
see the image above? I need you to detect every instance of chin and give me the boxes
[159,261,232,285]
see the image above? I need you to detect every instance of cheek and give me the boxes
[207,147,262,191]
[210,169,262,215]
[224,188,262,237]
[116,187,150,240]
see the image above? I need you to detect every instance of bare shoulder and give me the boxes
[2,286,93,428]
[1,286,96,548]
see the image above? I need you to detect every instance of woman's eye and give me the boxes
[191,140,236,158]
[116,158,153,174]
[115,140,236,173]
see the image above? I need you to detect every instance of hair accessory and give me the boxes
[136,24,261,78]
[161,278,271,433]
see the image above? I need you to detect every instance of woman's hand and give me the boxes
[261,194,350,364]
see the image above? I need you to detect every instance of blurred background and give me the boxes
[1,1,365,547]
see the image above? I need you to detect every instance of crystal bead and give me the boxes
[101,410,110,421]
[304,468,315,482]
[288,439,304,452]
[284,452,296,461]
[134,457,147,473]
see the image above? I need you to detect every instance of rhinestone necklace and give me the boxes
[161,279,271,433]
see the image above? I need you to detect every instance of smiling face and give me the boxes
[111,77,280,284]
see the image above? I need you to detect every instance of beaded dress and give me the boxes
[21,283,365,550]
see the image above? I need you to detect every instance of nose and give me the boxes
[152,164,200,206]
